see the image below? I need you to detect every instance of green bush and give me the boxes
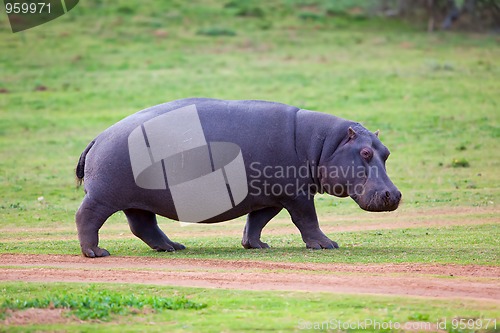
[1,286,206,321]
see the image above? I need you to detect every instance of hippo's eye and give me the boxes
[360,147,373,161]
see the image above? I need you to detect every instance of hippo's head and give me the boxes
[319,124,401,212]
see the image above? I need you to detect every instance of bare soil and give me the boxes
[2,308,74,326]
[1,254,498,303]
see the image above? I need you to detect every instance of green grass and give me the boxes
[1,223,498,265]
[1,282,498,332]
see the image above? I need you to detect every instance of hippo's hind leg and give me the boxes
[124,209,185,252]
[242,207,282,249]
[76,196,117,258]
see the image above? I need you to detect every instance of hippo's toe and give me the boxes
[153,241,186,252]
[173,242,186,250]
[82,246,110,258]
[242,239,270,249]
[305,237,339,250]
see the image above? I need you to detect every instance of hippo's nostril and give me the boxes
[385,191,391,198]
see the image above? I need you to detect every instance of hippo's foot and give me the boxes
[152,240,186,252]
[82,246,110,258]
[124,209,186,252]
[241,238,270,249]
[304,236,339,250]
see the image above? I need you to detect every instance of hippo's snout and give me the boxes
[352,188,402,212]
[380,189,402,211]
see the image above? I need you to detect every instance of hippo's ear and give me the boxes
[348,127,356,139]
[374,130,380,137]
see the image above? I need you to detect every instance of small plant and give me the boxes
[116,6,135,15]
[8,202,25,210]
[408,312,430,321]
[224,1,265,18]
[298,11,325,21]
[1,286,206,321]
[451,158,470,168]
[426,60,455,72]
[196,27,236,37]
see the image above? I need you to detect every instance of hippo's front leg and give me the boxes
[282,196,339,249]
[242,207,282,249]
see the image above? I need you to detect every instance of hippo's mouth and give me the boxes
[350,190,401,212]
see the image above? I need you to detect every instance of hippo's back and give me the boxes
[82,98,301,216]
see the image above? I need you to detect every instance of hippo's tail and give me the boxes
[76,140,95,187]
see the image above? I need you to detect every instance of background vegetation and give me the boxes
[0,0,498,226]
[0,0,498,331]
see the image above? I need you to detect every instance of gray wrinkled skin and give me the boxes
[76,98,401,257]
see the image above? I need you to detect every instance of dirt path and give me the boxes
[1,254,498,303]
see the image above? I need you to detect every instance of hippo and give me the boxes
[76,98,401,257]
